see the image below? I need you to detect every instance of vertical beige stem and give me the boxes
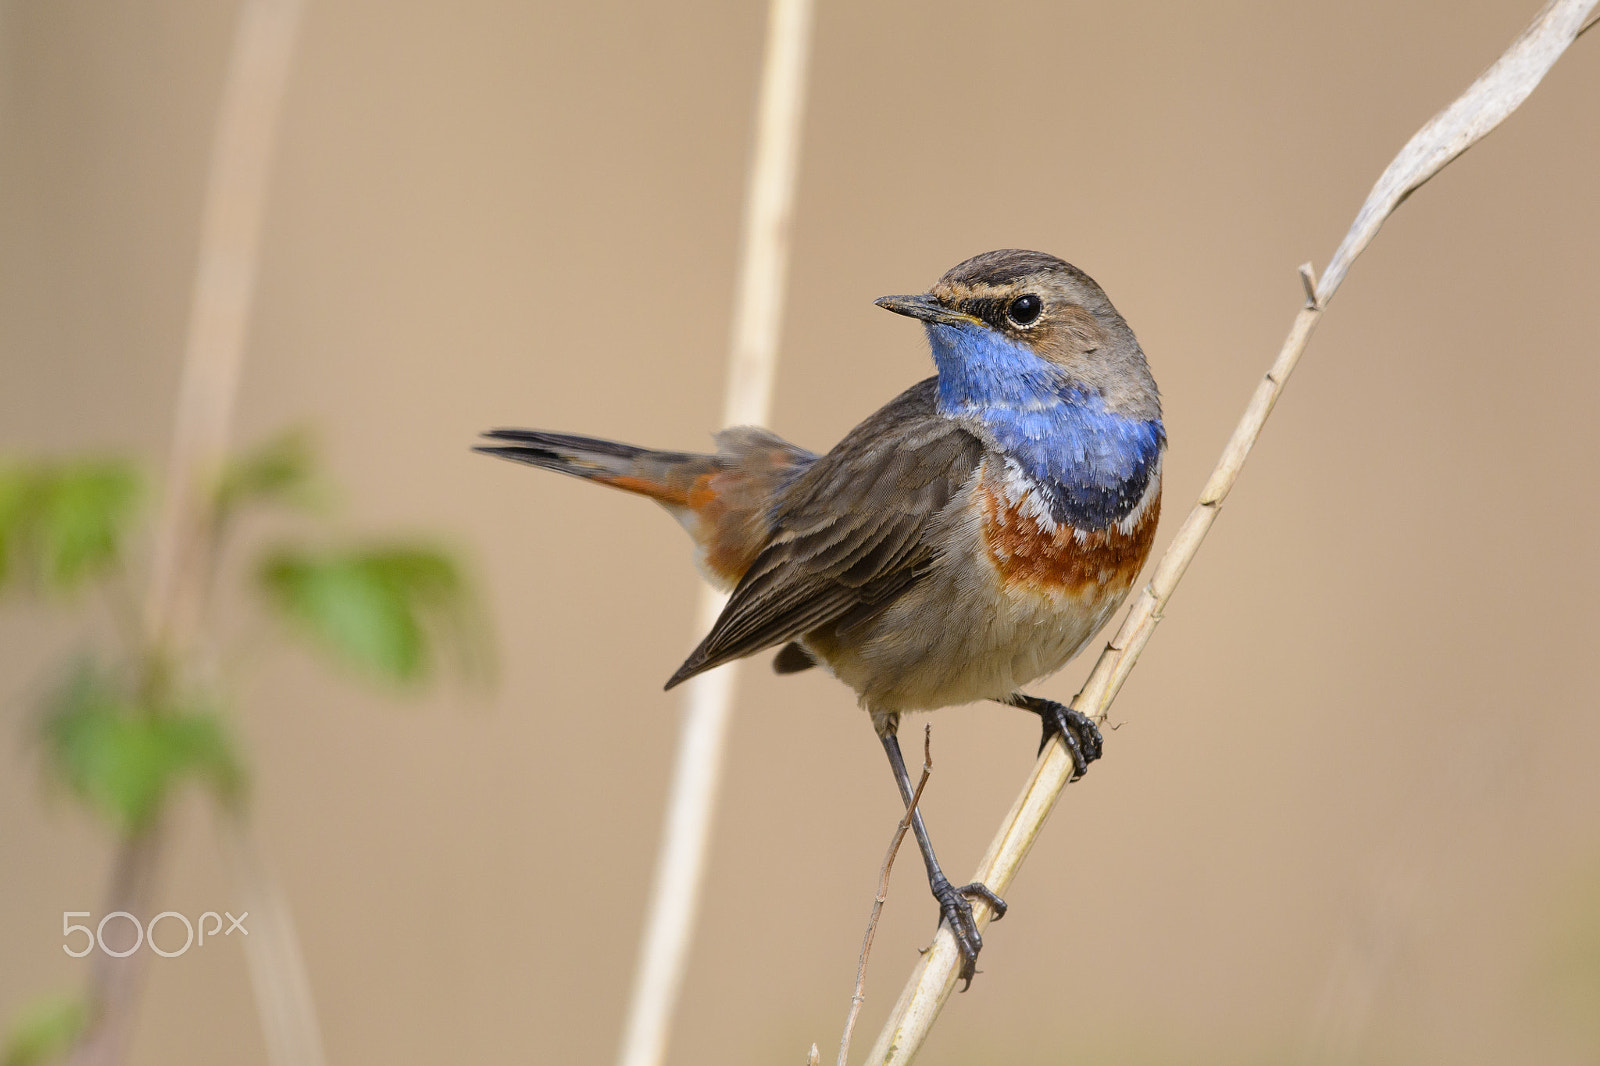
[71,4,315,1066]
[223,818,327,1066]
[145,0,306,650]
[614,1,814,1065]
[66,823,164,1066]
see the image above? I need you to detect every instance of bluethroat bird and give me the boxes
[478,249,1164,984]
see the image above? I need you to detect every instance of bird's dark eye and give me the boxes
[1007,294,1042,326]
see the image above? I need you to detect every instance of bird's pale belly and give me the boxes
[805,459,1161,717]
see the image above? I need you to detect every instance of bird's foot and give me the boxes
[930,876,1006,990]
[1033,699,1103,778]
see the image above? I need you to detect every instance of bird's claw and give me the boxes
[957,880,1007,920]
[931,876,1006,990]
[1036,702,1103,779]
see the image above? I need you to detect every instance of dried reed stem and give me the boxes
[70,4,314,1066]
[614,1,814,1064]
[837,727,932,1066]
[145,0,306,652]
[864,2,1596,1061]
[223,817,326,1066]
[66,822,164,1066]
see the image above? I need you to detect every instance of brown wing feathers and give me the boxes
[665,378,983,689]
[479,380,983,692]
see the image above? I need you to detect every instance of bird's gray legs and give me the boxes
[869,697,1097,987]
[879,730,1005,989]
[998,693,1104,778]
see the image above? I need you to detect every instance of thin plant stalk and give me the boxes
[222,819,326,1066]
[837,727,932,1066]
[64,822,163,1066]
[69,3,316,1065]
[615,2,814,1064]
[864,2,1597,1061]
[146,0,307,652]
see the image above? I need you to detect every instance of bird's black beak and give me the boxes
[874,293,980,327]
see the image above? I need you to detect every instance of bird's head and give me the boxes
[876,249,1159,422]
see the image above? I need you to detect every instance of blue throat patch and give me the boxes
[926,321,1164,530]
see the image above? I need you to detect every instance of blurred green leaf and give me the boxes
[258,544,487,684]
[214,429,320,518]
[0,480,23,591]
[2,995,87,1066]
[0,460,141,595]
[40,667,244,831]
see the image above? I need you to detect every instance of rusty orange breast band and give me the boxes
[979,471,1160,597]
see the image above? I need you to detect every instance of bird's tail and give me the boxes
[477,429,718,508]
[477,426,815,587]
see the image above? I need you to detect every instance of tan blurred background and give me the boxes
[3,1,1599,1063]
